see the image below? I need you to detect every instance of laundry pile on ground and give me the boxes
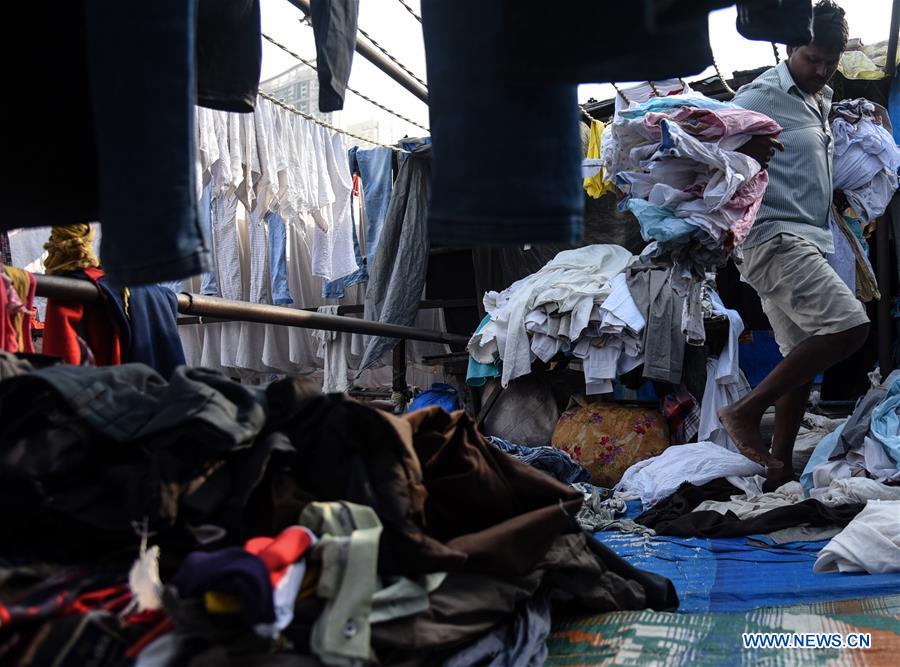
[802,368,900,492]
[600,94,782,299]
[480,393,900,579]
[0,353,678,667]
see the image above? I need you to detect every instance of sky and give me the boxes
[260,0,898,145]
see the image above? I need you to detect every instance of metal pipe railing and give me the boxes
[886,0,900,79]
[286,0,429,105]
[33,274,469,346]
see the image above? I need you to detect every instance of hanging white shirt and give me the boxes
[311,131,358,282]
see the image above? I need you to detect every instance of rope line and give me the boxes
[258,90,412,153]
[394,0,422,23]
[712,56,736,94]
[612,83,631,104]
[262,33,429,132]
[356,25,428,90]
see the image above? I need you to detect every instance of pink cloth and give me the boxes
[724,170,769,246]
[643,107,782,141]
[1,271,22,353]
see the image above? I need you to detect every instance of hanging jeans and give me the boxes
[160,184,219,296]
[267,211,294,305]
[351,146,393,268]
[309,0,359,112]
[86,0,208,285]
[421,0,582,246]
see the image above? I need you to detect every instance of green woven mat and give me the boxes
[547,595,900,666]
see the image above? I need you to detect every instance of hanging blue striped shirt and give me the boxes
[732,61,835,253]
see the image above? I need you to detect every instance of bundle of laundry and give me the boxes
[468,245,635,393]
[801,369,900,496]
[838,40,900,81]
[601,95,782,296]
[830,98,900,225]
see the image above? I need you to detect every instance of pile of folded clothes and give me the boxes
[467,242,744,395]
[467,244,638,393]
[600,94,782,298]
[0,352,677,666]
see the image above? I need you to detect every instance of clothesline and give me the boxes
[711,55,736,94]
[258,90,413,154]
[355,24,428,90]
[262,32,430,132]
[394,0,422,24]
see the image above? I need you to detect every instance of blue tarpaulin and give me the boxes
[594,501,900,613]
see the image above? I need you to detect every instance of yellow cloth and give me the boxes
[204,591,242,615]
[4,267,31,351]
[838,50,883,80]
[583,120,614,199]
[43,224,100,276]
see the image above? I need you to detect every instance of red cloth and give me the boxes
[42,268,122,365]
[245,526,316,586]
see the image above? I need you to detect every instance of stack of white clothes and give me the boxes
[611,79,695,118]
[831,98,900,224]
[468,245,634,392]
[571,272,646,394]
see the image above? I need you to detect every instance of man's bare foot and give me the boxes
[763,465,794,493]
[718,405,782,469]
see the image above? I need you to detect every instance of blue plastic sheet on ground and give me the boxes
[595,500,900,613]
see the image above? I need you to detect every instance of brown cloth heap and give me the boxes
[264,383,584,577]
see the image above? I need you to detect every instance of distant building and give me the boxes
[344,119,381,149]
[260,64,333,123]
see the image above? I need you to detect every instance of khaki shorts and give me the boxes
[738,233,870,357]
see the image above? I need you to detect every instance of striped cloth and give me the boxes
[732,61,835,254]
[547,594,900,666]
[211,192,242,301]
